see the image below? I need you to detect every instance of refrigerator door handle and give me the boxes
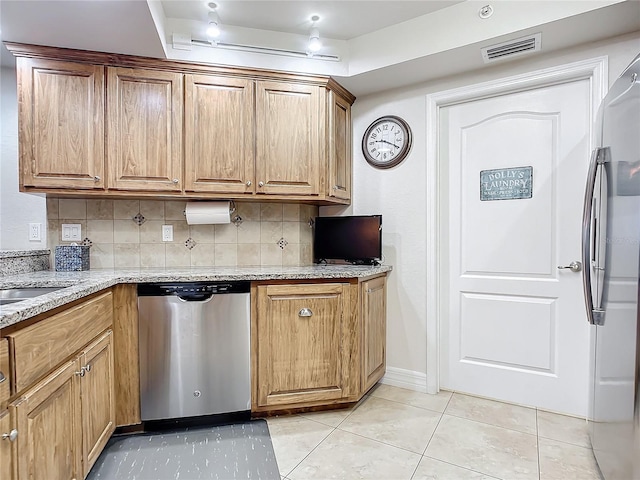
[582,147,609,326]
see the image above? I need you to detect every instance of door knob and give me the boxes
[558,261,582,273]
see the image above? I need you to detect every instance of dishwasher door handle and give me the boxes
[177,294,214,303]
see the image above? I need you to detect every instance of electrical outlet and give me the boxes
[28,223,42,241]
[61,223,82,241]
[162,225,173,242]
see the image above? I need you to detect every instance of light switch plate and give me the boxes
[61,223,82,241]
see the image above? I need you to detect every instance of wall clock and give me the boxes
[362,115,412,169]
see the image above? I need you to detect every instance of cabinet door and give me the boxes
[362,276,387,392]
[80,330,115,476]
[185,74,255,194]
[11,360,82,480]
[107,67,183,191]
[255,283,348,407]
[17,58,105,190]
[0,409,15,480]
[255,82,320,196]
[328,91,352,201]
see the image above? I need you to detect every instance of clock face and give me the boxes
[362,116,412,168]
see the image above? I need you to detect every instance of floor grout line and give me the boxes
[420,455,504,480]
[441,411,538,436]
[282,424,336,478]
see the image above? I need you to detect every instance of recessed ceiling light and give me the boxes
[478,5,494,19]
[206,2,218,11]
[310,15,321,23]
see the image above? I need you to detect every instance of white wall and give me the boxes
[326,32,640,385]
[0,46,46,250]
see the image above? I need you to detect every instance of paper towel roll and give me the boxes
[185,201,231,225]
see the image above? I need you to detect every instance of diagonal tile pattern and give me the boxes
[267,384,601,480]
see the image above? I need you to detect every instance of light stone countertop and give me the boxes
[0,265,392,329]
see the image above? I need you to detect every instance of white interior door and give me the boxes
[441,79,592,416]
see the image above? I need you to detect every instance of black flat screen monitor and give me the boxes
[313,215,382,265]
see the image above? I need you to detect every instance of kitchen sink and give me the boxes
[0,287,64,306]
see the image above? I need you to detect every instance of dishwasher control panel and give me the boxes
[138,281,251,297]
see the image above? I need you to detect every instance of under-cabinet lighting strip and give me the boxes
[191,38,341,62]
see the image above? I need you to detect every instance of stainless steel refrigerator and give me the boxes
[583,52,640,479]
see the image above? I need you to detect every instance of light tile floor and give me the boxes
[267,384,601,480]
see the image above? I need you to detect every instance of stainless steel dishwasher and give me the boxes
[137,281,250,422]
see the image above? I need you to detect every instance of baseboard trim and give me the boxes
[381,367,428,393]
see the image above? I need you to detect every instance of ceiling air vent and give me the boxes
[481,33,541,63]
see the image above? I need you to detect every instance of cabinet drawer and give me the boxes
[8,291,113,392]
[0,339,9,406]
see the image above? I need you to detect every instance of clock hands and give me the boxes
[378,139,400,149]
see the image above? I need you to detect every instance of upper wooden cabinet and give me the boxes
[17,58,105,190]
[107,67,183,192]
[328,91,352,201]
[9,43,354,205]
[255,81,321,196]
[184,74,254,195]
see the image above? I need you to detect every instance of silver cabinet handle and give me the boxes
[0,371,5,384]
[75,368,86,377]
[258,181,264,187]
[246,180,252,186]
[558,261,582,273]
[172,179,179,184]
[298,308,313,317]
[94,176,101,182]
[2,429,17,442]
[84,364,91,373]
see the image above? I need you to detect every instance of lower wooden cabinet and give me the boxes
[0,409,15,480]
[12,359,83,480]
[252,275,387,412]
[362,276,387,392]
[8,329,115,480]
[80,331,116,476]
[253,283,353,409]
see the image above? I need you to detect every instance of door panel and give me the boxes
[107,67,182,191]
[18,58,104,189]
[81,330,115,476]
[255,82,320,196]
[362,276,386,392]
[589,61,640,480]
[256,284,346,406]
[12,360,82,480]
[328,92,352,200]
[443,79,592,415]
[185,74,255,194]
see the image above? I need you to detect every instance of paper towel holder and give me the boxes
[229,201,244,226]
[182,200,243,226]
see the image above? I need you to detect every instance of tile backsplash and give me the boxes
[47,199,318,269]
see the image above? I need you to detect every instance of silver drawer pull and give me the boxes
[75,368,86,377]
[84,364,92,373]
[0,371,5,383]
[298,308,313,317]
[2,429,18,442]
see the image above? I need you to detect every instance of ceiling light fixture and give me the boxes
[308,15,322,54]
[206,11,221,42]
